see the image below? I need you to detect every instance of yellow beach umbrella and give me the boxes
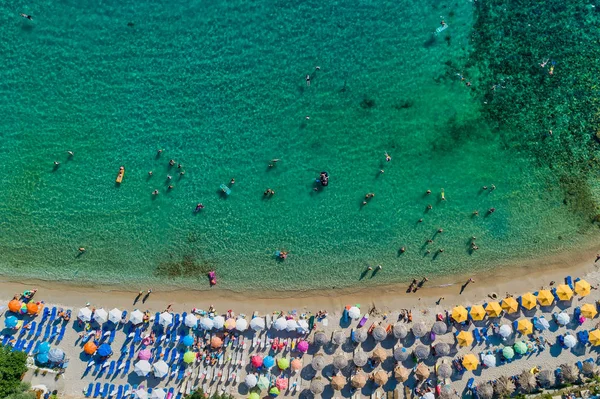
[485,302,502,318]
[536,290,554,307]
[575,280,591,296]
[521,293,537,310]
[456,331,473,347]
[581,303,597,319]
[589,329,600,346]
[452,306,468,323]
[469,305,486,321]
[556,285,573,301]
[517,319,533,335]
[501,297,519,314]
[462,354,479,371]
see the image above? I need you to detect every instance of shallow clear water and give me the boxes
[0,0,598,291]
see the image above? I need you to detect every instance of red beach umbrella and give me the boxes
[251,355,263,368]
[276,377,288,390]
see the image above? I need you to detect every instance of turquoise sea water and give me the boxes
[0,0,599,291]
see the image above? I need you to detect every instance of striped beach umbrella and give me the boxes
[501,297,519,314]
[575,279,591,296]
[485,302,502,318]
[520,293,537,310]
[451,306,468,323]
[536,290,554,306]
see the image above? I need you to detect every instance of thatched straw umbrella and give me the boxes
[331,375,345,390]
[494,375,515,398]
[518,370,537,393]
[351,372,367,388]
[432,321,447,335]
[437,363,452,378]
[560,363,578,383]
[373,370,388,386]
[353,350,368,367]
[354,329,368,343]
[537,369,555,387]
[582,359,598,376]
[438,389,460,399]
[394,365,410,382]
[434,342,450,357]
[310,377,325,395]
[314,331,328,346]
[414,345,430,360]
[332,354,348,370]
[394,346,410,362]
[372,326,387,342]
[412,321,427,338]
[332,331,345,346]
[372,347,387,363]
[477,383,493,399]
[311,353,325,371]
[393,323,408,339]
[415,363,430,380]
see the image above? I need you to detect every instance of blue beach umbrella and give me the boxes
[263,356,275,368]
[36,353,49,364]
[5,315,18,328]
[97,343,112,357]
[182,335,194,347]
[38,342,50,354]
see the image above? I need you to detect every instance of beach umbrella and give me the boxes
[291,358,302,371]
[470,305,486,321]
[538,369,555,387]
[183,351,196,363]
[412,322,427,338]
[150,389,166,399]
[583,359,598,375]
[482,354,496,367]
[582,303,597,319]
[210,336,223,348]
[94,308,108,324]
[134,389,148,399]
[564,334,577,348]
[537,290,554,306]
[521,293,537,310]
[332,331,346,346]
[263,355,275,368]
[4,315,18,329]
[297,319,309,333]
[477,383,493,399]
[393,323,408,339]
[311,354,325,370]
[575,279,591,296]
[8,299,21,313]
[275,377,288,390]
[83,341,97,355]
[97,343,112,357]
[269,387,280,397]
[78,307,92,322]
[37,343,50,355]
[590,329,600,346]
[108,308,121,324]
[353,350,368,367]
[331,375,345,390]
[394,347,410,361]
[257,376,270,391]
[354,328,368,343]
[251,355,263,368]
[159,312,173,328]
[277,357,289,370]
[556,284,573,301]
[518,370,537,393]
[314,331,328,346]
[372,347,387,363]
[451,306,468,323]
[351,373,367,388]
[152,360,169,378]
[501,297,519,314]
[274,317,287,331]
[245,374,257,388]
[225,318,236,330]
[556,312,570,325]
[212,315,225,329]
[437,363,452,378]
[394,365,410,381]
[534,316,550,331]
[134,360,152,376]
[434,342,450,356]
[333,354,348,370]
[485,302,502,318]
[495,375,515,397]
[297,340,309,353]
[36,353,49,364]
[285,319,298,332]
[250,317,265,331]
[348,306,361,319]
[310,378,325,395]
[499,324,512,338]
[415,363,430,380]
[414,345,430,360]
[423,393,435,399]
[373,370,388,386]
[47,348,64,363]
[456,331,473,347]
[184,314,198,328]
[502,347,514,359]
[248,394,260,399]
[236,318,248,332]
[432,321,447,335]
[513,341,527,354]
[517,319,533,335]
[138,349,152,360]
[130,310,144,325]
[200,317,214,330]
[26,302,39,315]
[182,335,194,347]
[462,354,478,371]
[373,325,387,341]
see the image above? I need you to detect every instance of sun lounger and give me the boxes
[101,383,109,399]
[566,276,574,290]
[26,321,36,338]
[467,377,475,391]
[166,388,174,399]
[170,328,177,343]
[574,307,581,321]
[128,343,135,359]
[115,386,123,399]
[154,313,160,327]
[34,322,43,338]
[50,307,58,323]
[25,340,34,354]
[169,348,178,364]
[107,361,116,377]
[93,383,102,398]
[56,326,66,344]
[50,325,58,340]
[473,328,482,344]
[163,347,171,360]
[133,328,142,343]
[43,324,52,341]
[41,307,49,323]
[176,367,185,381]
[122,360,131,376]
[108,330,116,344]
[85,383,94,397]
[557,335,566,349]
[512,320,518,332]
[12,339,21,351]
[155,346,162,360]
[576,361,583,371]
[174,314,180,328]
[32,341,40,354]
[123,385,131,398]
[17,339,26,351]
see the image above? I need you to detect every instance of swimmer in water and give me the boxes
[385,152,391,162]
[195,203,204,212]
[306,75,311,86]
[152,190,159,195]
[20,13,32,20]
[67,151,74,157]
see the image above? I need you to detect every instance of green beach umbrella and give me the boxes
[257,376,270,391]
[513,341,527,355]
[183,351,196,364]
[248,394,260,399]
[269,387,280,397]
[277,357,290,370]
[502,346,514,359]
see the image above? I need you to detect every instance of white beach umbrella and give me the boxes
[130,310,144,325]
[499,324,512,338]
[245,374,258,388]
[134,360,152,377]
[152,360,169,378]
[212,315,225,329]
[78,307,92,322]
[250,317,265,331]
[535,317,550,331]
[236,318,248,332]
[150,389,166,399]
[200,317,214,330]
[348,307,361,320]
[94,308,108,324]
[134,389,148,399]
[274,317,287,331]
[422,393,435,399]
[557,312,570,326]
[159,312,173,328]
[482,354,496,367]
[184,314,198,328]
[286,319,299,332]
[297,319,309,333]
[108,308,121,324]
[564,334,577,348]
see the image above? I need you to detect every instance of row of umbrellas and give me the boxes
[35,342,64,364]
[7,299,39,315]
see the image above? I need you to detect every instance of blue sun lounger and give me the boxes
[565,276,574,290]
[169,348,178,364]
[154,313,160,327]
[155,346,162,359]
[56,326,66,344]
[50,325,58,340]
[41,307,50,323]
[133,328,142,344]
[43,324,51,341]
[93,362,102,375]
[123,385,131,398]
[12,339,21,351]
[174,313,180,328]
[176,367,185,381]
[122,360,131,376]
[115,385,123,399]
[175,393,182,399]
[32,341,40,354]
[473,328,482,344]
[107,361,115,377]
[25,340,34,354]
[27,322,36,338]
[93,383,102,398]
[49,307,57,323]
[101,383,109,399]
[84,383,94,397]
[128,343,135,359]
[108,384,115,398]
[576,360,583,371]
[108,330,116,344]
[35,322,43,338]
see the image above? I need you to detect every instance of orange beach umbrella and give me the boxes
[8,300,21,313]
[501,297,519,314]
[485,302,502,318]
[536,290,554,307]
[26,302,39,315]
[83,341,97,355]
[521,293,537,310]
[211,336,223,348]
